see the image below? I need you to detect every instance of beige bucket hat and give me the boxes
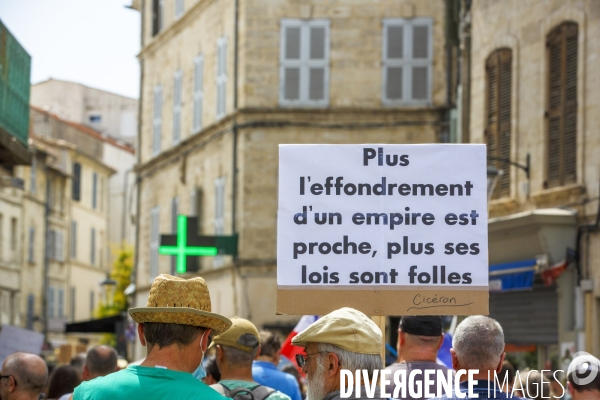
[129,274,231,335]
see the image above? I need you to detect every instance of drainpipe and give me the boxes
[42,167,51,344]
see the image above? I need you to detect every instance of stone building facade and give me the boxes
[467,0,600,360]
[131,0,461,358]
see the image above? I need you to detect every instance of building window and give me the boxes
[213,178,225,268]
[546,22,577,188]
[92,172,98,209]
[150,206,160,280]
[26,294,34,330]
[485,49,512,199]
[48,230,64,262]
[175,0,184,19]
[70,287,76,322]
[90,290,95,317]
[90,228,96,266]
[153,85,163,156]
[10,218,17,253]
[28,227,35,263]
[382,18,433,105]
[152,0,164,36]
[30,156,37,194]
[72,162,81,201]
[58,288,64,318]
[279,19,330,107]
[70,221,77,259]
[88,115,102,124]
[216,37,227,119]
[192,55,204,133]
[47,287,55,319]
[173,70,183,145]
[170,197,179,274]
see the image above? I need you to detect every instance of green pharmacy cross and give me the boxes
[159,215,238,274]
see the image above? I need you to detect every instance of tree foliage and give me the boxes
[96,245,133,318]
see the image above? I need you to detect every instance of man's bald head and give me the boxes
[85,346,117,378]
[2,352,47,394]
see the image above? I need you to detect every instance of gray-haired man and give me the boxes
[433,315,525,400]
[0,352,47,400]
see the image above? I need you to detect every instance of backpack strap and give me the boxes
[249,385,276,400]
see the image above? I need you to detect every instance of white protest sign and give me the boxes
[277,144,489,315]
[0,325,44,364]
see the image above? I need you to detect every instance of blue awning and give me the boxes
[489,258,536,292]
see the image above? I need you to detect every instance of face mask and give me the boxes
[192,331,208,381]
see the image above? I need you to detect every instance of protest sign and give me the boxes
[0,325,44,364]
[277,144,489,315]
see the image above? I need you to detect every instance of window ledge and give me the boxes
[488,198,519,219]
[531,184,586,209]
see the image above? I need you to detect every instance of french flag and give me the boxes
[280,315,319,372]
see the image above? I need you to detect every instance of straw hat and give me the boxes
[292,307,382,355]
[129,274,231,335]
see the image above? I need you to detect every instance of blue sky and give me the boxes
[0,0,141,99]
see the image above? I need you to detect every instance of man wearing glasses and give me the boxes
[291,307,383,400]
[0,352,47,400]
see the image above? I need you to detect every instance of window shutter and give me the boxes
[28,227,34,263]
[71,221,77,259]
[410,23,431,101]
[173,70,183,144]
[30,156,36,193]
[58,288,64,318]
[90,291,95,316]
[308,26,326,101]
[153,85,163,156]
[214,177,225,235]
[280,20,329,106]
[26,294,34,329]
[546,23,577,188]
[563,29,577,184]
[486,49,512,199]
[56,231,64,262]
[193,56,204,133]
[70,287,76,321]
[48,287,54,318]
[150,206,160,279]
[216,38,227,119]
[72,163,81,201]
[170,197,179,274]
[383,19,432,104]
[92,172,98,209]
[90,228,96,265]
[48,230,55,259]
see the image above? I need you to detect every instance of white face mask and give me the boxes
[192,331,208,380]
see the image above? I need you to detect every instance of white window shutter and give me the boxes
[48,287,55,318]
[57,231,64,262]
[193,55,204,133]
[173,70,183,145]
[28,227,34,263]
[280,20,329,106]
[58,288,64,318]
[214,177,225,235]
[382,18,432,105]
[150,206,160,280]
[216,38,227,119]
[71,221,77,259]
[175,0,184,18]
[153,85,163,156]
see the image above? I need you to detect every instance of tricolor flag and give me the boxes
[280,315,319,373]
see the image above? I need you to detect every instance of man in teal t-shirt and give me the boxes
[72,274,232,400]
[211,317,290,400]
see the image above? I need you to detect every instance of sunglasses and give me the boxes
[295,351,327,368]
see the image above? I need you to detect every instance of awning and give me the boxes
[489,258,536,292]
[65,314,125,334]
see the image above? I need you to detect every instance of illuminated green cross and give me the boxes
[159,215,217,274]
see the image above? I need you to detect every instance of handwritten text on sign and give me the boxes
[277,145,488,290]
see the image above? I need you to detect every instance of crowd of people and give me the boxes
[1,274,599,400]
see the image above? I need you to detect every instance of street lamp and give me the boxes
[100,275,117,307]
[487,166,503,201]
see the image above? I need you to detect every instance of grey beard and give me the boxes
[306,357,328,400]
